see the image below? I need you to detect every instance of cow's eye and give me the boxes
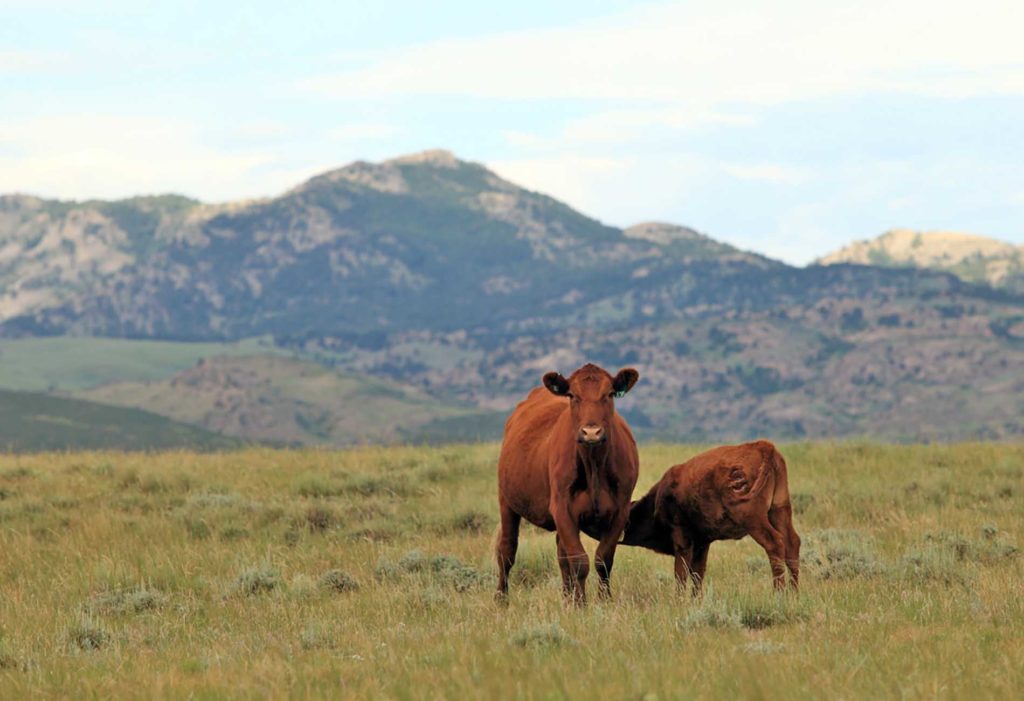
[565,392,575,400]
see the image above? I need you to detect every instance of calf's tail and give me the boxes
[733,441,781,502]
[770,448,792,510]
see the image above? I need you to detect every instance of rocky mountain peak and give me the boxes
[818,228,1024,289]
[291,150,480,196]
[819,229,1020,265]
[386,149,460,167]
[624,221,704,244]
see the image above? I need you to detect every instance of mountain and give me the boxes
[2,150,1024,443]
[818,229,1024,292]
[0,389,242,451]
[4,149,765,339]
[0,194,199,323]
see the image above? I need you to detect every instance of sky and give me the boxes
[2,0,1023,264]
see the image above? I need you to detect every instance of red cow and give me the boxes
[496,363,640,604]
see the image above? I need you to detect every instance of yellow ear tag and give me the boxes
[614,390,626,399]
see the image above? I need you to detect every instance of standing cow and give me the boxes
[621,440,800,593]
[496,363,640,605]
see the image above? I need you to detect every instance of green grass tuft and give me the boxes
[293,474,344,498]
[803,528,882,579]
[299,623,333,651]
[233,565,280,596]
[86,587,164,616]
[304,504,337,533]
[319,569,359,593]
[398,549,427,572]
[65,617,110,652]
[677,602,743,630]
[509,623,574,649]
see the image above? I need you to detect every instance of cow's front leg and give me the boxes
[495,498,521,602]
[594,509,629,601]
[553,504,588,606]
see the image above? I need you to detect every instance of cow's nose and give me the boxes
[579,425,604,444]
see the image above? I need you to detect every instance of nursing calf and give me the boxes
[621,440,800,592]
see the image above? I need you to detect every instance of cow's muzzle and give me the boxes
[577,425,606,445]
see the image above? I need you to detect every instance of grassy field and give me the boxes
[0,443,1021,699]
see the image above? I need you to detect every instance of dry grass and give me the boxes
[0,443,1022,699]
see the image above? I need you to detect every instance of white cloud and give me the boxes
[0,114,414,202]
[324,123,401,141]
[0,115,276,201]
[501,130,550,149]
[499,107,755,156]
[721,163,810,185]
[749,203,857,264]
[298,1,1024,105]
[488,152,710,227]
[488,155,631,212]
[232,120,292,140]
[562,108,755,144]
[0,49,70,73]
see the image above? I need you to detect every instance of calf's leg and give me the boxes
[688,539,711,596]
[670,527,696,592]
[748,519,788,590]
[769,503,801,590]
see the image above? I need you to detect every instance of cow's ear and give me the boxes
[612,368,639,397]
[543,372,571,396]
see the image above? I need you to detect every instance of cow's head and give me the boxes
[543,363,639,446]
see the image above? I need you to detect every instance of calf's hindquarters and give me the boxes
[621,440,800,592]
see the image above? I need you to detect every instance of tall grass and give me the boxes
[0,443,1021,698]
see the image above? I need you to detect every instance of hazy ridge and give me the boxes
[2,151,1023,446]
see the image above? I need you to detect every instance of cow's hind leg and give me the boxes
[769,503,801,590]
[495,500,522,602]
[749,518,788,591]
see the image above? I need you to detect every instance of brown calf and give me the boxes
[621,440,800,592]
[496,363,640,605]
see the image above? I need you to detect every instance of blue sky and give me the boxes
[2,0,1023,263]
